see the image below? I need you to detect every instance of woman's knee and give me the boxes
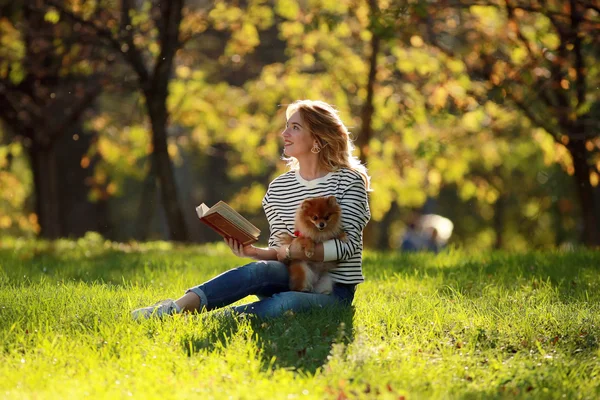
[270,291,323,311]
[240,260,289,282]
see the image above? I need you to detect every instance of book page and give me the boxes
[201,213,258,245]
[213,201,260,238]
[216,207,259,238]
[196,203,210,219]
[196,201,260,241]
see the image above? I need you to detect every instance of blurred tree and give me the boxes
[357,0,407,247]
[0,2,107,238]
[409,0,600,245]
[48,0,195,241]
[48,0,278,242]
[184,0,513,248]
[431,120,581,251]
[2,0,595,250]
[0,125,37,236]
[256,0,590,250]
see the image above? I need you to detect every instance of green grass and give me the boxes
[1,233,599,399]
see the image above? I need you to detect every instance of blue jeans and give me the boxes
[186,260,356,319]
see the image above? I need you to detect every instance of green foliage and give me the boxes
[210,0,274,56]
[0,139,37,235]
[275,0,300,20]
[1,0,596,249]
[1,239,599,398]
[92,0,593,248]
[82,97,152,200]
[43,8,60,24]
[0,18,25,84]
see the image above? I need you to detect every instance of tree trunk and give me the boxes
[357,3,380,164]
[135,158,158,240]
[29,143,61,239]
[552,196,568,247]
[56,124,112,238]
[567,138,599,246]
[146,99,188,242]
[376,201,399,250]
[494,195,505,249]
[358,0,381,249]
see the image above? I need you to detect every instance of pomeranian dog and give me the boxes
[283,196,347,294]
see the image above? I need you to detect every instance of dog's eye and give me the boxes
[312,216,318,221]
[324,214,330,220]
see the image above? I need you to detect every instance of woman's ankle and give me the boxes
[175,292,201,312]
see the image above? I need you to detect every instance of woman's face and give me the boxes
[282,111,314,158]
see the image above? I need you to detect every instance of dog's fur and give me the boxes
[283,196,347,294]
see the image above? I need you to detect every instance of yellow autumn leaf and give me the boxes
[0,215,12,228]
[44,9,60,24]
[276,0,300,20]
[430,86,448,109]
[459,181,477,200]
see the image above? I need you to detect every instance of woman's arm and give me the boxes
[227,238,320,263]
[321,179,370,262]
[224,238,278,260]
[263,191,293,249]
[253,246,279,260]
[276,241,325,263]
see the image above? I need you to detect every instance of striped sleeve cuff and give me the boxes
[322,239,338,262]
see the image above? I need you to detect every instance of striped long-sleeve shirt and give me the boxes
[262,168,371,284]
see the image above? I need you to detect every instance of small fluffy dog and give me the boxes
[283,196,347,294]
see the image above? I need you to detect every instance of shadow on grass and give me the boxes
[180,305,355,375]
[4,240,599,304]
[0,246,222,286]
[2,240,358,375]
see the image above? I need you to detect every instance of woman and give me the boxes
[132,100,371,320]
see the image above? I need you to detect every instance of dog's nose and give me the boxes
[318,222,325,229]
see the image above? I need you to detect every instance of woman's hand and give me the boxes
[224,238,258,259]
[276,244,291,263]
[277,240,324,263]
[277,241,302,263]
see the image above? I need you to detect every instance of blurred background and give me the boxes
[0,0,598,251]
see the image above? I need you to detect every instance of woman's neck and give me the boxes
[297,158,328,181]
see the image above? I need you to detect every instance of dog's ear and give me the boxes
[327,196,338,207]
[301,199,313,210]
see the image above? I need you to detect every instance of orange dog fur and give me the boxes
[283,196,347,294]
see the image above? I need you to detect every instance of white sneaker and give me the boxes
[131,299,181,320]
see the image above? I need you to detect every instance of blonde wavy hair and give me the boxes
[284,100,371,191]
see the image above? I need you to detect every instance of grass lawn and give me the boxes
[1,233,599,399]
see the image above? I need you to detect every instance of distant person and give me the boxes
[132,100,371,320]
[400,222,422,252]
[400,215,452,253]
[425,228,440,253]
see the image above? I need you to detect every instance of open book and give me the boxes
[196,201,261,246]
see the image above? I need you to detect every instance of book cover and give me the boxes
[196,202,260,246]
